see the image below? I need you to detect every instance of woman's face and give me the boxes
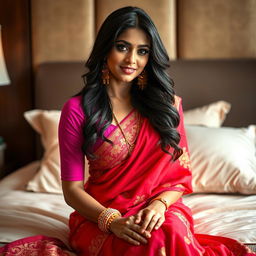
[107,27,150,85]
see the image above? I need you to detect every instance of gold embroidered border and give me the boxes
[170,211,203,256]
[4,239,69,256]
[89,110,142,171]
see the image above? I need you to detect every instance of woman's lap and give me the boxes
[70,207,204,256]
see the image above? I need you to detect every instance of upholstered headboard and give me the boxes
[35,59,256,127]
[171,59,256,127]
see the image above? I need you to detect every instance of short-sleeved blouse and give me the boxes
[58,95,116,181]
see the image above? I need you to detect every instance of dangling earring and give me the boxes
[102,63,110,85]
[137,70,147,90]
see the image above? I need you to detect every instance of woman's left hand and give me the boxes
[133,200,166,234]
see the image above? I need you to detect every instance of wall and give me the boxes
[0,0,34,174]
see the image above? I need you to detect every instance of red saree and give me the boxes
[68,98,256,256]
[1,97,255,256]
[0,235,71,256]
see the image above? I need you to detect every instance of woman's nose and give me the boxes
[125,50,136,64]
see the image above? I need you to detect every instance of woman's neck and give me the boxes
[106,81,132,101]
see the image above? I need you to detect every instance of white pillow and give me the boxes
[24,110,62,194]
[186,125,256,194]
[184,101,231,127]
[22,102,237,195]
[24,109,89,194]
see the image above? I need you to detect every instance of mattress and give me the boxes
[0,162,255,246]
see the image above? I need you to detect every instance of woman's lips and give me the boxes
[120,66,136,75]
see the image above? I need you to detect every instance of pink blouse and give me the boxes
[59,96,107,180]
[58,95,134,181]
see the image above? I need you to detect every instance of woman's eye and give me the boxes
[138,48,149,56]
[116,44,128,52]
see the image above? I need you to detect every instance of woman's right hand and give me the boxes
[109,215,150,246]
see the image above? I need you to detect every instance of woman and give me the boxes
[58,6,255,256]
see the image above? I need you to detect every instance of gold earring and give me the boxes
[102,64,110,85]
[137,70,147,90]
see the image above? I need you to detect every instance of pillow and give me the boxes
[247,125,256,147]
[186,125,256,194]
[24,110,62,194]
[184,101,231,127]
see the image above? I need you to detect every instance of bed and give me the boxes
[0,60,256,254]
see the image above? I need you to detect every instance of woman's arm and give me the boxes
[63,180,149,245]
[59,100,106,222]
[62,180,105,223]
[133,96,190,234]
[59,99,149,245]
[151,190,184,210]
[134,190,183,233]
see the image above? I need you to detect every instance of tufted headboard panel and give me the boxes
[31,0,177,67]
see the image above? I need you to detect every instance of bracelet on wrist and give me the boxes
[98,208,121,233]
[149,197,169,211]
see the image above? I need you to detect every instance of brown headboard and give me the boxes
[171,59,256,127]
[35,59,256,127]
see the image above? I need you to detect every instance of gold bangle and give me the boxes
[98,208,121,233]
[149,197,168,211]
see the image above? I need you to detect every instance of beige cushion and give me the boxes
[184,101,231,127]
[24,110,62,194]
[186,125,256,194]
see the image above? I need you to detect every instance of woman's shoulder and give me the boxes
[63,95,82,108]
[61,95,85,121]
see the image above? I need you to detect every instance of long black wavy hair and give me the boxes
[79,6,182,160]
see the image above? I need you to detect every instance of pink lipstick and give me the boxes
[121,67,136,75]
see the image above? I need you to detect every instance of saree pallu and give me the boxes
[68,99,256,256]
[0,235,71,256]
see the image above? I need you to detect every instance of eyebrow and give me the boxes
[115,40,150,48]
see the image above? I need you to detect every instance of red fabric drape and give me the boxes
[68,100,255,256]
[1,98,254,255]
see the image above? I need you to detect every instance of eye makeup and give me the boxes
[115,40,150,56]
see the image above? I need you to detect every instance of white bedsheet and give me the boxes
[0,162,73,245]
[184,194,256,243]
[0,162,255,245]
